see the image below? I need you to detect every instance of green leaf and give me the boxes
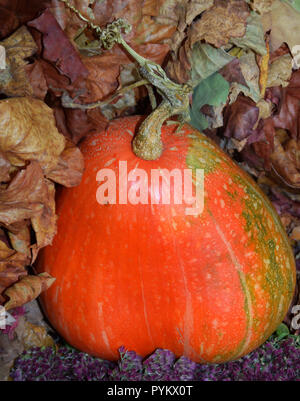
[283,0,300,12]
[190,72,230,131]
[190,43,235,87]
[275,323,290,340]
[230,12,267,56]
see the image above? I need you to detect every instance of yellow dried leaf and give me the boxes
[4,272,56,310]
[18,320,55,349]
[259,40,270,98]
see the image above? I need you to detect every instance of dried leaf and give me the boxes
[262,0,300,52]
[0,26,37,97]
[0,162,51,226]
[47,139,84,187]
[250,0,274,15]
[223,95,260,142]
[270,134,300,187]
[7,225,31,257]
[267,54,293,88]
[229,50,261,103]
[28,8,89,84]
[31,179,56,262]
[16,320,55,349]
[230,11,267,55]
[0,97,65,173]
[24,60,48,100]
[219,58,248,87]
[0,45,5,69]
[0,151,11,182]
[0,6,19,40]
[0,266,27,305]
[258,40,270,97]
[188,0,249,48]
[4,272,56,310]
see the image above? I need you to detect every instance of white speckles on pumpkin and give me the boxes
[104,158,116,167]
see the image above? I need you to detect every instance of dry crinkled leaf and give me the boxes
[0,162,52,226]
[31,179,56,262]
[228,50,261,103]
[189,0,250,48]
[47,139,85,187]
[28,8,89,84]
[16,319,55,349]
[0,151,11,183]
[0,45,5,69]
[7,225,31,257]
[0,266,27,305]
[250,0,274,14]
[24,60,48,100]
[262,0,300,52]
[230,12,267,56]
[270,134,300,188]
[0,26,37,97]
[290,226,300,240]
[4,272,56,310]
[0,97,65,173]
[267,54,293,88]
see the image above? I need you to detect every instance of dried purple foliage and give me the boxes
[10,336,300,381]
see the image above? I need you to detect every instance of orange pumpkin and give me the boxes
[36,116,296,363]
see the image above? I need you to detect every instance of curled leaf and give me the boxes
[188,0,249,48]
[0,97,65,173]
[4,273,56,310]
[0,162,53,226]
[47,139,85,187]
[0,26,38,97]
[267,54,293,88]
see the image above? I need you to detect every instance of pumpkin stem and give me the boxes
[59,0,192,160]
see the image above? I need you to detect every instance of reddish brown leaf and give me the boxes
[28,8,89,84]
[0,162,51,226]
[47,138,84,187]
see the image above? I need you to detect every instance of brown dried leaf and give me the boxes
[4,272,55,310]
[24,60,48,100]
[0,97,65,173]
[0,151,11,183]
[7,224,31,257]
[270,135,300,187]
[31,179,56,262]
[47,138,84,187]
[16,320,55,349]
[0,162,51,226]
[189,0,250,48]
[0,26,37,97]
[0,266,27,305]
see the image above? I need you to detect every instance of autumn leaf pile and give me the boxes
[0,0,300,338]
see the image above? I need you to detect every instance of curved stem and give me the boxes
[132,102,171,160]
